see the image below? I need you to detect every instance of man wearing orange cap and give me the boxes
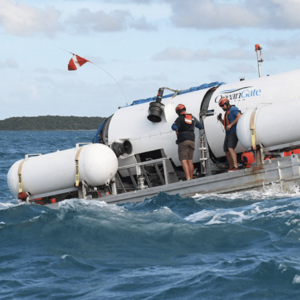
[172,104,203,180]
[217,98,241,171]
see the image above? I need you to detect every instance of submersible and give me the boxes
[7,46,300,206]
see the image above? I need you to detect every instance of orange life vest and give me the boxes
[184,114,193,125]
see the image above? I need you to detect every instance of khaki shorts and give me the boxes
[178,140,195,161]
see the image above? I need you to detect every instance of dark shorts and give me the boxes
[178,140,195,161]
[223,132,238,152]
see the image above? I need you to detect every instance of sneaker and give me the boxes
[228,167,239,172]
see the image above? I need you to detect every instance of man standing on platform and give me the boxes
[172,104,203,180]
[217,98,241,171]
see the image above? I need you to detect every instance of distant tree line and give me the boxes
[0,116,107,131]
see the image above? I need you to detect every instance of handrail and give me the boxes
[118,157,171,187]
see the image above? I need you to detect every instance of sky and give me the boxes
[1,0,300,120]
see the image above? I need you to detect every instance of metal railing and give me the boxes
[116,157,173,192]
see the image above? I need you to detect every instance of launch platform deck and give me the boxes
[47,153,300,209]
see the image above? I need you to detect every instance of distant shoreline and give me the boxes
[0,116,106,131]
[0,129,97,131]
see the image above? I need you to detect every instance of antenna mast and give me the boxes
[255,44,263,77]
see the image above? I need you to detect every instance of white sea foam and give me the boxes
[55,198,130,226]
[154,206,173,214]
[58,198,108,209]
[30,215,41,221]
[58,198,126,213]
[185,209,216,222]
[293,275,300,284]
[190,183,300,226]
[186,208,250,225]
[278,263,287,273]
[0,201,17,210]
[61,254,70,259]
[193,182,300,202]
[285,218,300,227]
[186,197,300,225]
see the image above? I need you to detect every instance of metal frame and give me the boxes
[28,187,78,201]
[118,157,173,187]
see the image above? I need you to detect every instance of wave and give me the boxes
[1,191,299,259]
[1,190,300,299]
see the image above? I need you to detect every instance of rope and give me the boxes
[18,161,24,193]
[75,147,84,187]
[161,87,190,99]
[250,110,257,151]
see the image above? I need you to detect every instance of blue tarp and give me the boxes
[92,120,105,143]
[127,81,225,107]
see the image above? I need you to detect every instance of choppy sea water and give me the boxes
[1,131,300,300]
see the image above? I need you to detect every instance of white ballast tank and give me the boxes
[7,143,118,197]
[236,99,300,150]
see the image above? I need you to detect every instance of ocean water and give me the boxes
[1,131,300,300]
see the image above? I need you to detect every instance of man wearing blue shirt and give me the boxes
[217,98,241,171]
[172,104,203,180]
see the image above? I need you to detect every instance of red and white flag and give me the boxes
[68,54,89,71]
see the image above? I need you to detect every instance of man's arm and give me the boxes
[172,124,178,131]
[226,112,241,130]
[217,114,224,126]
[194,118,203,130]
[172,116,181,131]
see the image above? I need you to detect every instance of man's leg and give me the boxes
[224,136,233,169]
[228,148,238,168]
[181,160,191,180]
[187,160,194,179]
[226,151,234,169]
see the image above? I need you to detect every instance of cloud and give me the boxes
[165,0,300,30]
[0,59,18,69]
[266,37,300,58]
[152,47,252,61]
[0,1,156,37]
[263,0,300,29]
[153,47,211,61]
[209,35,248,47]
[0,0,61,36]
[130,16,157,31]
[166,0,259,29]
[67,8,129,33]
[66,8,156,33]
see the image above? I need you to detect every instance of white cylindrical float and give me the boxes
[237,99,300,150]
[7,143,118,197]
